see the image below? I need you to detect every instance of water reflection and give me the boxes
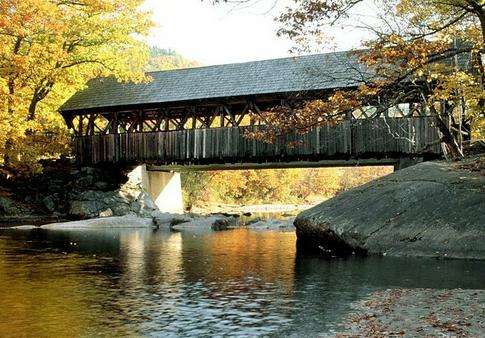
[0,228,483,337]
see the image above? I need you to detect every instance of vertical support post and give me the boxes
[78,114,84,136]
[219,106,225,127]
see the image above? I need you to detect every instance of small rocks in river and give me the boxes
[152,211,192,228]
[211,218,230,231]
[246,218,295,231]
[245,217,262,226]
[168,215,239,232]
[170,216,193,227]
[211,216,239,231]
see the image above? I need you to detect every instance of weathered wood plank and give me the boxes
[74,117,442,165]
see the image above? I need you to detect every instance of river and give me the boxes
[0,227,483,337]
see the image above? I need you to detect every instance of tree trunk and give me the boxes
[435,116,464,160]
[28,100,38,121]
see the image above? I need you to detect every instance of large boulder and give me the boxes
[294,161,485,259]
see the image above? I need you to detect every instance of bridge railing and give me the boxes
[73,117,442,165]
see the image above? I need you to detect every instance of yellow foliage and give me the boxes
[182,166,394,207]
[0,0,153,173]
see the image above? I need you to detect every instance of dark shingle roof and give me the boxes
[60,51,369,113]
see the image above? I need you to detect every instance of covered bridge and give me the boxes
[60,51,442,170]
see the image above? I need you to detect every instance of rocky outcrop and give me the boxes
[0,160,157,220]
[66,168,157,219]
[294,160,485,259]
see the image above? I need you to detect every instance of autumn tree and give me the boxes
[214,0,484,159]
[147,47,200,72]
[0,0,152,174]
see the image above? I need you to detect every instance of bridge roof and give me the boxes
[61,51,369,113]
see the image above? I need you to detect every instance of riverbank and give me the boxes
[336,288,485,336]
[295,156,485,259]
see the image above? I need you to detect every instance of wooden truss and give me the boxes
[66,97,432,137]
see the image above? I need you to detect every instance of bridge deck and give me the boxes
[74,117,442,166]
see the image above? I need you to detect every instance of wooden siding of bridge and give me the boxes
[74,117,442,166]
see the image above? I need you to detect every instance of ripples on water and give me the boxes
[0,228,483,337]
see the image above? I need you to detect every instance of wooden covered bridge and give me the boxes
[60,51,442,171]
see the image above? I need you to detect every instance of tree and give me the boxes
[147,47,200,72]
[215,0,485,159]
[0,0,152,174]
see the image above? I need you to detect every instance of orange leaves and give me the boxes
[247,89,363,144]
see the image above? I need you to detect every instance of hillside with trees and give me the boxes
[146,47,200,71]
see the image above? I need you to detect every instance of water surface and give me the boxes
[0,228,483,337]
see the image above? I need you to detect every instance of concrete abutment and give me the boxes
[129,165,184,214]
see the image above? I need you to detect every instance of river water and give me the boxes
[0,227,483,337]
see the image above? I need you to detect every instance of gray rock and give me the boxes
[294,161,485,259]
[76,190,104,201]
[111,203,132,216]
[170,216,213,231]
[170,215,194,226]
[94,181,109,190]
[130,200,141,213]
[0,196,30,216]
[10,225,39,230]
[152,211,183,228]
[169,215,239,232]
[68,200,102,218]
[99,208,113,217]
[76,175,95,188]
[80,167,95,175]
[138,192,157,208]
[211,218,231,231]
[42,196,57,212]
[247,218,295,231]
